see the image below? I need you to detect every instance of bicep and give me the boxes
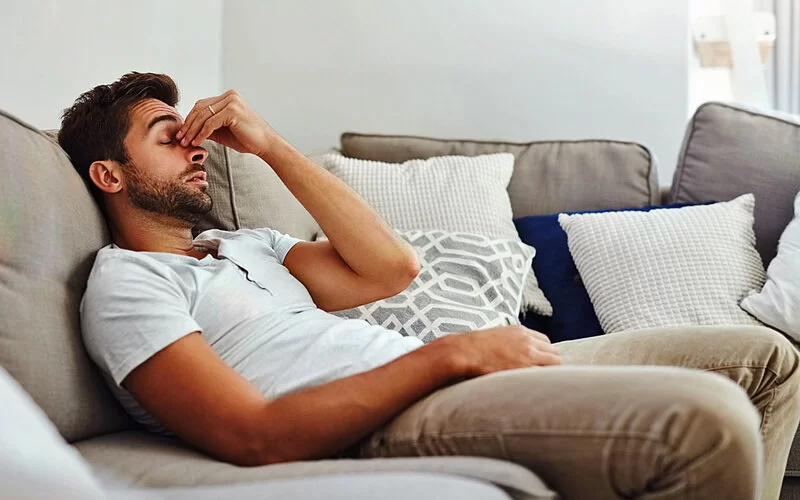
[122,332,267,464]
[282,240,403,312]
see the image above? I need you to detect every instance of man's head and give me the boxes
[58,72,212,228]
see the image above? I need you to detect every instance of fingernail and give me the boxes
[176,131,182,139]
[181,138,188,146]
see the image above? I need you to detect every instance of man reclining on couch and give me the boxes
[59,72,800,500]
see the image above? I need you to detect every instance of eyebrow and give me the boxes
[146,114,178,131]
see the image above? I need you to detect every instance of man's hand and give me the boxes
[175,89,279,156]
[439,325,561,378]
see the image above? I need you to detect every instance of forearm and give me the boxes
[247,337,469,465]
[258,138,417,282]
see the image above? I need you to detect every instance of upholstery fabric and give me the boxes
[558,195,766,334]
[671,102,800,265]
[340,133,659,217]
[75,431,556,500]
[741,190,800,341]
[0,109,134,442]
[110,473,515,500]
[514,203,699,343]
[0,367,104,499]
[333,231,536,343]
[193,143,320,241]
[320,152,551,316]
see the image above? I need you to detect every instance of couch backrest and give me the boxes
[340,134,660,216]
[670,102,800,265]
[0,110,135,442]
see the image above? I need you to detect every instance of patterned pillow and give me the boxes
[558,194,765,334]
[332,230,534,343]
[320,152,552,317]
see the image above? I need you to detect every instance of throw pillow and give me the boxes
[332,230,534,343]
[0,367,104,499]
[514,203,700,343]
[319,152,552,317]
[741,190,800,341]
[558,194,765,334]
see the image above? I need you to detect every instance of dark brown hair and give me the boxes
[58,72,179,212]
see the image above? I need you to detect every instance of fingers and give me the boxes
[177,90,236,146]
[523,327,551,344]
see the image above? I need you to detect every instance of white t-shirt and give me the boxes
[80,227,423,433]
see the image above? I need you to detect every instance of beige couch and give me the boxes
[1,101,799,499]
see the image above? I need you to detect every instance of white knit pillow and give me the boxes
[741,190,800,341]
[558,194,765,334]
[321,152,552,317]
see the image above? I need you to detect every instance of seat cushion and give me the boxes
[109,473,516,500]
[670,102,800,265]
[0,109,134,442]
[74,430,555,500]
[340,133,660,217]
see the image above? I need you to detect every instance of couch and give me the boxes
[1,100,799,499]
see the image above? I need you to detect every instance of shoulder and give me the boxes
[87,244,176,286]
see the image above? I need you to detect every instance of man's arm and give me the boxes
[176,91,420,304]
[123,327,559,466]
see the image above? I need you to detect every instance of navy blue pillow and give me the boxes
[514,203,700,343]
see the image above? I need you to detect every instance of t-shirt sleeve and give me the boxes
[245,227,303,263]
[80,254,202,387]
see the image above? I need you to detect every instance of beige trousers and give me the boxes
[356,326,800,500]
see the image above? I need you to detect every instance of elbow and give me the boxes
[388,255,420,294]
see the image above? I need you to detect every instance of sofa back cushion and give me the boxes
[0,109,135,442]
[340,133,660,217]
[192,142,320,241]
[670,102,800,265]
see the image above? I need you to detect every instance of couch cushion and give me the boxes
[192,142,320,241]
[670,102,800,265]
[0,109,135,442]
[110,473,516,500]
[75,431,555,500]
[340,133,660,217]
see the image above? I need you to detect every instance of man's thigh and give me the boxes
[356,364,761,499]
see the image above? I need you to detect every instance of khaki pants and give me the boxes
[355,326,800,500]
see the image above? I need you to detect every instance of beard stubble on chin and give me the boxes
[123,161,213,225]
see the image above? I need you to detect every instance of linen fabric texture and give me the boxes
[558,194,766,334]
[514,203,702,343]
[741,190,800,340]
[333,231,534,343]
[319,152,551,317]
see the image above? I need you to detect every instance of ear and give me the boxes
[89,160,123,194]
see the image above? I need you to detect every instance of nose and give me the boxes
[185,144,208,165]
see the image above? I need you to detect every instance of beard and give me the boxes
[123,161,213,225]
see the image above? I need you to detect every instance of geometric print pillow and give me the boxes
[332,230,535,343]
[320,152,552,317]
[558,194,766,334]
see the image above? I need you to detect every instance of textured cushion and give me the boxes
[514,203,699,343]
[0,367,104,499]
[340,133,660,217]
[75,431,555,500]
[192,142,320,241]
[320,153,551,316]
[0,109,134,442]
[333,231,535,343]
[116,473,515,500]
[558,195,766,334]
[741,190,800,341]
[670,102,800,265]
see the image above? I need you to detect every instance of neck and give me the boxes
[109,207,198,256]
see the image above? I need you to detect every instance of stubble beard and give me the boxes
[124,162,213,225]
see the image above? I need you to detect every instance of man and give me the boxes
[60,72,799,500]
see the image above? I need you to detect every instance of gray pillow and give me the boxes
[559,194,765,334]
[333,231,534,343]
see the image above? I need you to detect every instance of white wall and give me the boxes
[0,0,223,130]
[224,0,690,184]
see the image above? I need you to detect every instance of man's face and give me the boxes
[120,98,212,225]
